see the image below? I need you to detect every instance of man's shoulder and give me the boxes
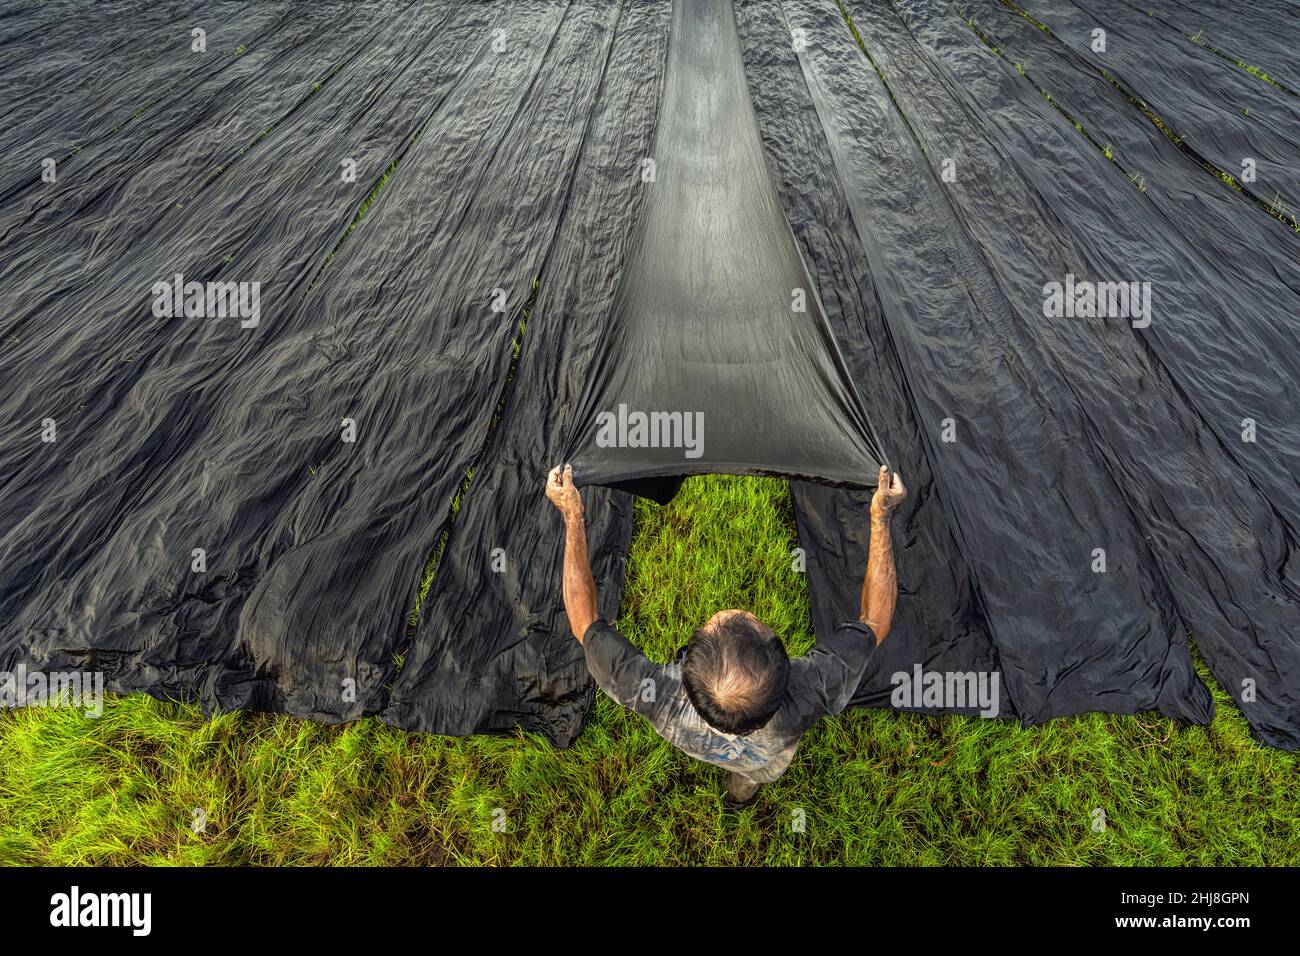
[583,620,666,686]
[582,619,648,670]
[582,620,689,727]
[783,620,878,722]
[582,618,627,649]
[789,620,875,668]
[815,619,877,657]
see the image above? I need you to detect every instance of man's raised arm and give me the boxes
[546,464,598,643]
[860,465,906,644]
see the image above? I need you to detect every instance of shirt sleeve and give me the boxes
[582,619,663,717]
[787,621,878,726]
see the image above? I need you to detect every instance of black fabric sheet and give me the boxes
[564,0,887,497]
[734,0,1005,719]
[383,0,671,741]
[1,0,1298,749]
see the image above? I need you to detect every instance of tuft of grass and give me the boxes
[1,475,1297,865]
[1239,63,1278,87]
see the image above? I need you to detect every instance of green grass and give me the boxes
[1,476,1297,865]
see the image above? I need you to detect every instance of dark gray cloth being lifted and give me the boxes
[564,0,886,503]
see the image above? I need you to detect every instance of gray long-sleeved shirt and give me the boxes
[582,619,877,783]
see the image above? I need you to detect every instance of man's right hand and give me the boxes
[546,464,584,521]
[863,466,904,643]
[549,463,598,643]
[871,465,906,519]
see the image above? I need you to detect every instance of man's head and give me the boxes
[681,610,789,736]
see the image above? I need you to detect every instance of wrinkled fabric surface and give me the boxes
[1,0,1297,748]
[564,0,886,498]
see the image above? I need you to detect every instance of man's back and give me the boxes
[583,619,879,783]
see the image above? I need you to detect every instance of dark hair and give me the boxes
[682,614,789,735]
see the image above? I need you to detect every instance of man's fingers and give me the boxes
[563,463,574,487]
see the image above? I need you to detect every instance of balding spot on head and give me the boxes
[708,661,757,710]
[682,612,789,735]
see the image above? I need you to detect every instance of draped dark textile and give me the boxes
[2,0,1297,749]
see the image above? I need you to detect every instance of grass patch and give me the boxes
[0,475,1296,865]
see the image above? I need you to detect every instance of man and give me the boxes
[546,463,906,808]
